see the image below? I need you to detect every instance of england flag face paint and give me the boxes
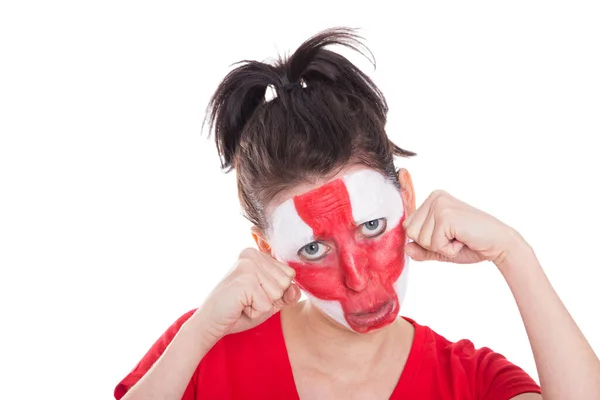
[267,169,409,333]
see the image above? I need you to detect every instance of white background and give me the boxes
[1,1,599,399]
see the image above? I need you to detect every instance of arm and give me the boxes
[498,234,600,400]
[121,310,217,400]
[402,190,599,400]
[117,249,299,400]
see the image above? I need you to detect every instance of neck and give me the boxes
[283,300,413,374]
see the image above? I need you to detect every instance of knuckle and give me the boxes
[430,193,446,209]
[278,274,292,288]
[233,258,253,274]
[405,224,418,237]
[284,265,296,279]
[238,247,258,260]
[431,189,448,198]
[405,228,417,241]
[237,257,261,274]
[418,235,431,249]
[431,196,454,219]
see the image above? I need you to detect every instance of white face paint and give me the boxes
[267,169,410,333]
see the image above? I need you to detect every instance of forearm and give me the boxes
[497,236,600,400]
[122,310,218,400]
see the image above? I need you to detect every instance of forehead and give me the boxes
[267,169,404,260]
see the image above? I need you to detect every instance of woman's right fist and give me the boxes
[198,248,301,341]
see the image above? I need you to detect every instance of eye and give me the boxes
[359,218,387,238]
[298,242,331,261]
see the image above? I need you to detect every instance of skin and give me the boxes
[273,171,408,333]
[122,165,600,400]
[401,188,600,399]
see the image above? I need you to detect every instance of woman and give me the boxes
[115,28,599,399]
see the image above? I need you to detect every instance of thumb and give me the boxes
[405,242,459,262]
[283,283,301,305]
[275,283,301,309]
[405,242,437,261]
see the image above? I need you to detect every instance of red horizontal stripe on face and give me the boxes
[291,178,406,332]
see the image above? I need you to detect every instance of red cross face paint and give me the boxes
[267,169,409,333]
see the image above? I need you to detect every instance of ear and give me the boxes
[251,227,272,254]
[397,168,416,215]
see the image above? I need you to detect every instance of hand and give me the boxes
[402,190,524,266]
[198,248,301,341]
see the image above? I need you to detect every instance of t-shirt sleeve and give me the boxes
[473,345,541,400]
[114,309,198,400]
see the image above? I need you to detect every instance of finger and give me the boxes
[403,203,430,242]
[242,281,273,319]
[406,241,467,263]
[273,283,301,309]
[281,283,301,306]
[403,190,446,231]
[417,209,437,250]
[259,257,295,291]
[405,242,447,262]
[238,247,260,261]
[430,219,456,256]
[437,237,465,258]
[404,242,434,261]
[254,267,286,303]
[258,251,296,279]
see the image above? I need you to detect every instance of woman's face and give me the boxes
[265,167,411,333]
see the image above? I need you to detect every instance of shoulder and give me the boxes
[413,318,496,364]
[402,317,541,400]
[406,316,514,366]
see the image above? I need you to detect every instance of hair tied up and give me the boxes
[205,27,416,229]
[264,78,307,103]
[283,79,307,91]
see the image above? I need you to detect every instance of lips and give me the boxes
[345,299,396,330]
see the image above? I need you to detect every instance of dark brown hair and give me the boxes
[205,27,415,230]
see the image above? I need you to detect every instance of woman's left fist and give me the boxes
[402,190,524,266]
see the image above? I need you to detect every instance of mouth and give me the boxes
[345,299,396,328]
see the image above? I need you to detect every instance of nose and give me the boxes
[339,246,369,292]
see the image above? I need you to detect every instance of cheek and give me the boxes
[363,223,406,279]
[290,254,347,298]
[289,223,407,299]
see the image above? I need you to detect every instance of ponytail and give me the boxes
[204,27,415,229]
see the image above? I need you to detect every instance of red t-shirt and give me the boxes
[115,310,541,399]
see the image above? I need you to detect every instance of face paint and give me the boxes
[267,169,409,333]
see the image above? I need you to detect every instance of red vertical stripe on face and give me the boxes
[293,179,354,237]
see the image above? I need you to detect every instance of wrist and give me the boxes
[494,228,535,274]
[185,306,223,350]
